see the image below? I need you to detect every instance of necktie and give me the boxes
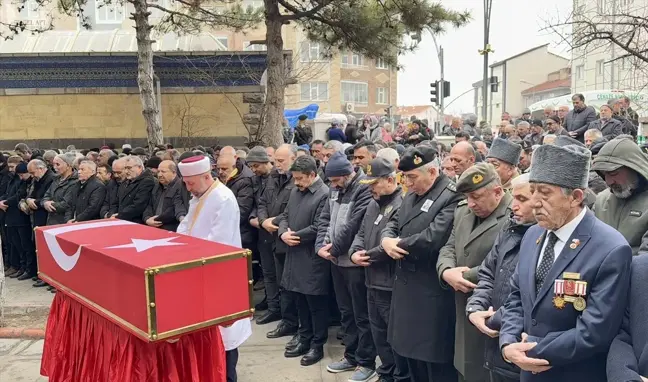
[536,232,558,295]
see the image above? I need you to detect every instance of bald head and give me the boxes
[217,153,237,183]
[220,146,237,158]
[449,141,476,177]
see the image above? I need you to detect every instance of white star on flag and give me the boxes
[104,237,186,253]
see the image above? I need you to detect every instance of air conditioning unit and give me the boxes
[345,103,355,112]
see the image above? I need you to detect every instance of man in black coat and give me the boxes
[143,160,187,232]
[261,146,300,338]
[101,158,125,218]
[247,146,280,324]
[116,156,155,224]
[466,173,536,382]
[277,155,330,366]
[1,160,35,280]
[69,160,106,223]
[350,157,406,382]
[26,159,55,228]
[294,114,313,146]
[565,93,597,142]
[381,146,463,382]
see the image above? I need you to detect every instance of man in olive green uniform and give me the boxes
[436,163,513,382]
[591,137,648,255]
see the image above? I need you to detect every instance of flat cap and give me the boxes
[456,162,498,193]
[246,146,270,163]
[398,146,438,172]
[359,157,395,184]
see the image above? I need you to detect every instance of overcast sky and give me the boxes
[397,0,572,115]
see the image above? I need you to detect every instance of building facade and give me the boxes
[472,44,569,126]
[521,68,572,108]
[0,0,397,147]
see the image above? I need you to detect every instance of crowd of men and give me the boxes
[2,90,648,382]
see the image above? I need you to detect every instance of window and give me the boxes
[215,37,228,50]
[19,0,41,20]
[300,82,329,101]
[300,41,325,62]
[244,41,266,51]
[376,57,388,69]
[95,0,125,24]
[376,87,387,104]
[341,52,349,65]
[352,53,364,66]
[576,65,584,80]
[596,60,604,76]
[341,81,368,104]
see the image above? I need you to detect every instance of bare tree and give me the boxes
[166,93,217,148]
[544,1,648,94]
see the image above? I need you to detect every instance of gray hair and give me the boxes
[323,140,344,152]
[28,159,47,170]
[79,160,97,171]
[511,173,530,187]
[376,148,399,164]
[55,152,76,166]
[100,149,116,158]
[126,155,144,168]
[418,158,440,173]
[279,143,298,156]
[516,121,530,128]
[43,150,57,162]
[584,128,603,140]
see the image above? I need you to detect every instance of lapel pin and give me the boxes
[536,235,542,245]
[569,239,580,250]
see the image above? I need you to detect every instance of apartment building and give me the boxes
[472,44,569,125]
[521,67,572,108]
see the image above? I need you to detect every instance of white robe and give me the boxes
[177,181,252,351]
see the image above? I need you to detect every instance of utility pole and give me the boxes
[480,0,494,123]
[439,46,445,134]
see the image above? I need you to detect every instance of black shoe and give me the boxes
[267,323,298,339]
[50,288,57,293]
[255,298,268,312]
[256,311,281,325]
[284,342,309,358]
[300,347,324,366]
[285,334,300,350]
[31,276,38,281]
[5,267,18,277]
[10,270,25,279]
[253,279,265,291]
[336,328,344,340]
[17,272,34,281]
[47,285,55,291]
[33,280,48,288]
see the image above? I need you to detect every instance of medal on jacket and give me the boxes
[553,280,566,309]
[556,272,587,312]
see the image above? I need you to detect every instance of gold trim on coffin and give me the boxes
[40,250,255,342]
[38,271,150,339]
[144,249,255,340]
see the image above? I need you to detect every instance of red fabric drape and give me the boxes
[41,293,226,382]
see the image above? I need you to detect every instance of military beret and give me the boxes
[398,146,438,172]
[456,162,498,193]
[360,157,395,184]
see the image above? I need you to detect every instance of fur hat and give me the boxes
[530,144,591,190]
[555,135,586,148]
[487,137,522,166]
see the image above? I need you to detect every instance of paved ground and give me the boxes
[1,276,355,382]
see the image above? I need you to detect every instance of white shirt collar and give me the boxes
[550,207,587,244]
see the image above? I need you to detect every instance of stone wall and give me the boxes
[0,88,265,149]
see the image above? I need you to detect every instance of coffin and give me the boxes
[35,219,253,342]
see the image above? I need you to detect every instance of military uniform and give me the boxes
[437,163,513,382]
[381,146,464,382]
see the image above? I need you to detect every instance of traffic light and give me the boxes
[430,81,439,106]
[443,80,451,98]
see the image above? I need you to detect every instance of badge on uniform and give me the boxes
[374,214,383,225]
[385,206,393,215]
[331,190,339,201]
[553,272,587,311]
[421,199,433,212]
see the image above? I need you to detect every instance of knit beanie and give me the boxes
[325,151,353,177]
